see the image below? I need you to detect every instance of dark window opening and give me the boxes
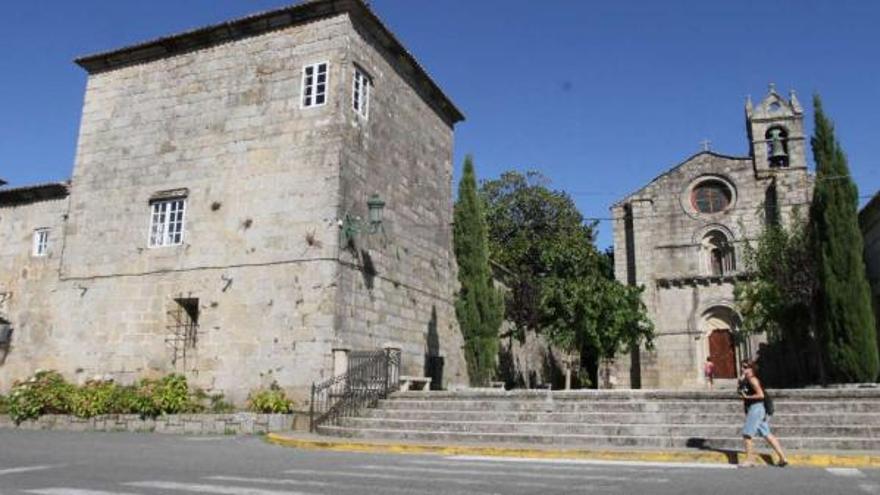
[167,298,199,368]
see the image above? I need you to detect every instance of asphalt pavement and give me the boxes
[1,429,878,494]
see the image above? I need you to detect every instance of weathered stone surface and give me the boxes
[611,87,813,389]
[0,2,467,404]
[319,388,880,451]
[0,413,293,435]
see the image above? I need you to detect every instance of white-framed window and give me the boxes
[149,198,186,248]
[32,228,49,257]
[352,66,371,119]
[301,62,329,108]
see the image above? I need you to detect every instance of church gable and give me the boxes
[614,151,752,207]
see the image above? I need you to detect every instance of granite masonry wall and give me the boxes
[611,89,812,389]
[0,413,293,435]
[0,9,466,402]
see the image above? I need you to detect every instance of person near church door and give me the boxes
[738,360,788,467]
[704,357,715,389]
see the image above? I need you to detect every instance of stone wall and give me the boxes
[330,17,466,384]
[0,196,68,375]
[611,90,812,389]
[0,9,466,402]
[0,413,293,435]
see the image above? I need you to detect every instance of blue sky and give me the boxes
[1,1,878,248]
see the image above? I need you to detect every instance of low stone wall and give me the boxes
[0,413,294,435]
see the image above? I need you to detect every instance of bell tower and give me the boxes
[746,83,807,177]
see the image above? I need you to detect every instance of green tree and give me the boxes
[734,217,819,386]
[810,95,879,383]
[453,156,505,386]
[481,171,653,387]
[481,171,594,336]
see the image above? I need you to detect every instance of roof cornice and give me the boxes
[74,0,464,125]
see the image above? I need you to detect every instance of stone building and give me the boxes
[0,0,467,403]
[611,86,813,389]
[860,192,880,347]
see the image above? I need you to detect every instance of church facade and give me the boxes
[611,87,813,389]
[0,0,467,403]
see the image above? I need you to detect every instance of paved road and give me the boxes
[1,430,878,494]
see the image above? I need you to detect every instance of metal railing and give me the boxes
[309,347,401,432]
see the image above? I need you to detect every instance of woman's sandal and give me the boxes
[777,460,790,468]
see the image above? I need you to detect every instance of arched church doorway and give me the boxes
[708,329,736,378]
[701,306,741,380]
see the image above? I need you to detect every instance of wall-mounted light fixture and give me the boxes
[340,193,386,247]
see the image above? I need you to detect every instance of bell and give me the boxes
[768,128,787,159]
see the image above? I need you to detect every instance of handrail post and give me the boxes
[309,382,316,432]
[383,348,390,398]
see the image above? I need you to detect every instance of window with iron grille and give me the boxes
[167,298,199,368]
[149,198,186,248]
[32,228,49,256]
[352,66,371,119]
[302,62,328,108]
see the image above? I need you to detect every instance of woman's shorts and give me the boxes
[742,402,771,438]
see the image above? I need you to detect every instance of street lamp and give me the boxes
[340,194,386,247]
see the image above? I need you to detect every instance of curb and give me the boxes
[265,433,880,469]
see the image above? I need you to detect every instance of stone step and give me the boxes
[318,426,880,451]
[363,409,880,426]
[393,388,880,401]
[337,417,879,439]
[379,399,880,414]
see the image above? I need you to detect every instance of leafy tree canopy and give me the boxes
[481,171,653,371]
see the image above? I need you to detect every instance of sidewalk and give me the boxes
[265,432,880,469]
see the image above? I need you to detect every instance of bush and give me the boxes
[8,370,75,424]
[69,380,116,418]
[0,394,8,415]
[247,382,294,414]
[133,374,197,417]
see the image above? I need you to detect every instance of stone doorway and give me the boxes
[700,306,742,384]
[708,329,736,378]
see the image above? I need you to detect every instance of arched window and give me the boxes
[702,231,735,276]
[765,126,789,168]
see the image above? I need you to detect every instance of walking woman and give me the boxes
[738,360,789,467]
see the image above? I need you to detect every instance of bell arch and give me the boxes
[765,125,790,168]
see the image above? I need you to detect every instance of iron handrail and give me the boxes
[309,347,401,432]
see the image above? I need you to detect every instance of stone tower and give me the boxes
[746,84,812,227]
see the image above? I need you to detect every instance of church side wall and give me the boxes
[330,17,467,387]
[5,16,362,404]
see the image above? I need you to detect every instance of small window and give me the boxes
[149,198,186,248]
[32,229,49,257]
[691,181,732,214]
[352,67,371,119]
[302,62,329,108]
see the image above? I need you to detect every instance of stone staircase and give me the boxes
[317,388,880,452]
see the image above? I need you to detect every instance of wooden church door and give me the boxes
[708,329,736,379]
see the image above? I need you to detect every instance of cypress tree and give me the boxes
[453,156,504,386]
[810,95,879,383]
